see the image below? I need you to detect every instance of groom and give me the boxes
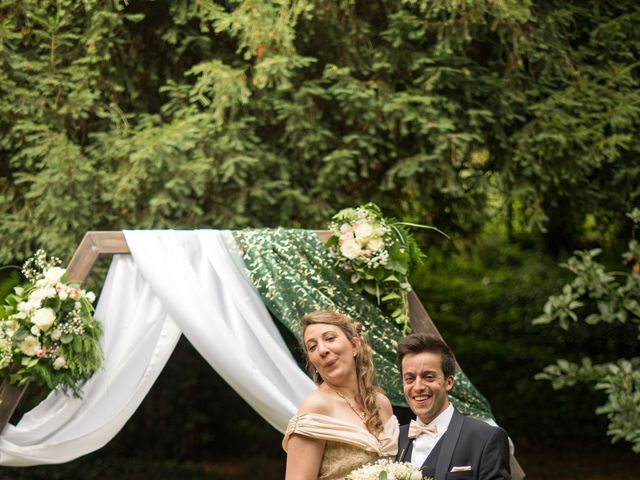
[396,333,511,479]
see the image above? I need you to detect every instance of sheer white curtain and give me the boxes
[0,230,314,466]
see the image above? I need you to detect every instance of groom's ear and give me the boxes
[445,375,455,392]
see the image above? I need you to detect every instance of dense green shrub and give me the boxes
[534,210,640,452]
[411,231,639,447]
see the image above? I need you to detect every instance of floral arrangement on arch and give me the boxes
[0,250,103,396]
[345,458,426,480]
[326,203,446,333]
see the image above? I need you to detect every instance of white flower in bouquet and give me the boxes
[0,333,12,369]
[32,307,56,331]
[57,285,69,300]
[53,356,66,370]
[340,222,354,234]
[29,286,56,303]
[346,458,424,480]
[50,329,62,341]
[341,240,362,259]
[354,221,374,240]
[43,266,66,285]
[367,237,385,252]
[86,291,96,303]
[340,231,355,245]
[17,301,33,313]
[3,319,18,337]
[20,335,41,356]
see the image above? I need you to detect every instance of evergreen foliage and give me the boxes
[1,0,640,463]
[1,0,639,263]
[534,209,640,452]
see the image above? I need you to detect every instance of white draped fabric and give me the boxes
[0,230,315,466]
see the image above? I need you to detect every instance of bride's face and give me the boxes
[304,323,357,383]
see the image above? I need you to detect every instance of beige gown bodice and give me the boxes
[283,413,399,480]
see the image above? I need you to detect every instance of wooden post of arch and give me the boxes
[1,231,525,478]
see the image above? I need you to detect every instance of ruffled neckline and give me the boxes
[283,412,399,456]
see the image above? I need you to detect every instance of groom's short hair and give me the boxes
[396,333,456,378]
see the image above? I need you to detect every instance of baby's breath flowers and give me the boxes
[346,458,425,480]
[0,250,103,396]
[326,203,446,333]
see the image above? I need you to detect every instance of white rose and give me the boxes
[339,223,353,234]
[29,287,47,304]
[29,287,56,304]
[58,289,68,300]
[32,307,56,331]
[353,222,374,240]
[30,325,40,335]
[27,299,42,310]
[367,237,385,252]
[20,335,41,356]
[374,226,387,237]
[86,291,96,303]
[50,329,62,341]
[18,301,33,313]
[53,356,66,370]
[44,266,66,284]
[340,240,362,259]
[339,231,354,245]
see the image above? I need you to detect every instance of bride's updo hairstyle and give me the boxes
[300,311,384,435]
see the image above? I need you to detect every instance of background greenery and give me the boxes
[1,0,639,477]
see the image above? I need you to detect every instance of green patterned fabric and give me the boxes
[233,228,493,419]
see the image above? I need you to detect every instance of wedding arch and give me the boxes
[0,229,524,478]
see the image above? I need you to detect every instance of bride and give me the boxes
[283,311,399,479]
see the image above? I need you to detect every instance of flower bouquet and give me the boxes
[325,203,446,333]
[0,250,103,397]
[346,458,425,480]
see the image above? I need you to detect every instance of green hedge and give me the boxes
[411,233,639,447]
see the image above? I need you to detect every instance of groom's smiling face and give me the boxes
[402,351,455,424]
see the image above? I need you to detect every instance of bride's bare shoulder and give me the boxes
[297,389,334,416]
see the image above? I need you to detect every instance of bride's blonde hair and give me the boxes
[300,311,384,435]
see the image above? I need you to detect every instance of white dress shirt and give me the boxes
[410,403,455,468]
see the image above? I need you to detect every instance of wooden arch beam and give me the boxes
[65,231,443,340]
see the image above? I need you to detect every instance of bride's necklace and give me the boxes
[329,386,367,422]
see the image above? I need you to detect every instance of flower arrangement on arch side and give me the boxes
[345,458,426,480]
[326,203,447,334]
[0,250,103,397]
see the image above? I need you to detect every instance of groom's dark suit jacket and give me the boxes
[396,408,511,480]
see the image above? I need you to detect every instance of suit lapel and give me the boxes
[434,408,464,480]
[397,425,413,462]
